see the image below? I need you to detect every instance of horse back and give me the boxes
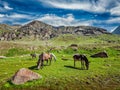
[42,53,51,60]
[73,54,81,60]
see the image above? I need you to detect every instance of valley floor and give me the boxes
[0,34,120,90]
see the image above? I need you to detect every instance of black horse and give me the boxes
[73,54,89,70]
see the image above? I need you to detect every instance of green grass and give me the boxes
[0,34,120,90]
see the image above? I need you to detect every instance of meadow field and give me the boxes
[0,34,120,90]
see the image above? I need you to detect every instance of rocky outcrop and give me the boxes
[11,68,42,85]
[91,51,108,58]
[0,20,110,41]
[54,26,110,36]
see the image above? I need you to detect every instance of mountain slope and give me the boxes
[0,20,110,41]
[112,26,120,34]
[0,24,13,33]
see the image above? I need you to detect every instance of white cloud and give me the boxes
[39,0,120,15]
[36,14,92,26]
[3,2,13,10]
[106,17,120,24]
[8,13,30,19]
[0,13,35,24]
[88,16,120,25]
[39,0,113,13]
[0,14,5,17]
[110,4,120,16]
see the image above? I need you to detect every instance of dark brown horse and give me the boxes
[37,52,56,69]
[73,54,89,70]
[30,53,36,59]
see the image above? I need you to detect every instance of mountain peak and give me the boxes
[112,26,120,34]
[26,20,51,26]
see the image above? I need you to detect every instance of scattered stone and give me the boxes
[91,51,108,58]
[11,68,42,85]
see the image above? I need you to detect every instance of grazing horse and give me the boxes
[73,54,89,70]
[30,53,36,59]
[37,52,56,69]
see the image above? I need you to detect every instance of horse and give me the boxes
[30,53,36,59]
[37,52,56,69]
[73,54,89,70]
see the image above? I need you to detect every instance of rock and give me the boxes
[11,68,42,85]
[0,56,6,59]
[91,51,108,58]
[70,44,78,47]
[69,44,78,51]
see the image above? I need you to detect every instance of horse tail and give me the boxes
[51,53,57,61]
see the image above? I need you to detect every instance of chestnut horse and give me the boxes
[73,54,89,70]
[37,52,56,69]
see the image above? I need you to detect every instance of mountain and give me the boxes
[0,20,110,41]
[17,20,53,40]
[0,24,21,33]
[112,26,120,34]
[0,24,14,33]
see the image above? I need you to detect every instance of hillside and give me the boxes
[0,24,14,33]
[112,26,120,34]
[0,20,110,41]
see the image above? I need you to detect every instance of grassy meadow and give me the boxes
[0,34,120,90]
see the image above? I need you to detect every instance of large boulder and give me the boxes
[91,51,108,58]
[11,68,42,85]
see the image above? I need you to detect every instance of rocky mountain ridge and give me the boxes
[0,20,110,41]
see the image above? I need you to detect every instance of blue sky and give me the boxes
[0,0,120,32]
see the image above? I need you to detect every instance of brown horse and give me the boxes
[73,54,89,70]
[37,52,56,69]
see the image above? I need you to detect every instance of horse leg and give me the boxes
[85,63,89,70]
[74,60,76,67]
[41,60,44,69]
[49,59,52,65]
[46,60,48,65]
[83,61,85,70]
[81,60,82,69]
[81,60,84,70]
[37,59,41,69]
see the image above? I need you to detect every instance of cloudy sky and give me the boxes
[0,0,120,32]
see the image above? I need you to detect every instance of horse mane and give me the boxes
[50,53,57,61]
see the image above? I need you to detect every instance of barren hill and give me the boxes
[0,20,110,41]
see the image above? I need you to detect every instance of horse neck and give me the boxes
[39,53,44,60]
[83,56,89,64]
